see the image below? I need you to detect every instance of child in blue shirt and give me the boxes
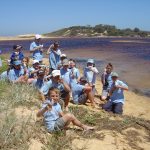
[71,77,96,107]
[37,88,94,132]
[102,72,128,114]
[10,45,24,65]
[22,57,30,76]
[30,34,43,63]
[101,63,113,101]
[60,59,71,86]
[47,41,61,71]
[84,59,99,94]
[8,60,26,83]
[69,59,80,84]
[0,59,12,81]
[27,60,40,84]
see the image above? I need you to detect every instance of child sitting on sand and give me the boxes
[71,77,95,107]
[22,57,30,76]
[69,59,80,84]
[84,59,99,94]
[10,45,24,65]
[102,72,128,114]
[27,60,40,84]
[8,60,27,83]
[37,87,94,132]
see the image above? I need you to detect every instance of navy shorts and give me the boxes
[102,101,123,114]
[78,92,88,104]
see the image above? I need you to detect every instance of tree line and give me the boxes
[44,24,150,37]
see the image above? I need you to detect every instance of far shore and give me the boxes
[0,36,59,41]
[0,35,149,41]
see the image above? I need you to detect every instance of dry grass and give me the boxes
[0,80,150,150]
[0,81,41,150]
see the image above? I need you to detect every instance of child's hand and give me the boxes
[115,84,121,89]
[59,78,64,84]
[40,45,43,48]
[45,103,52,111]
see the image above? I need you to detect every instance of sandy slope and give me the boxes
[13,58,150,150]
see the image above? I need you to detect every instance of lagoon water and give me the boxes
[0,37,150,96]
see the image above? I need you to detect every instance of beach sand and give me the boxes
[0,36,59,41]
[1,52,150,150]
[26,59,150,150]
[111,39,150,43]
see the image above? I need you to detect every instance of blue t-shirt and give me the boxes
[10,52,24,64]
[110,80,128,104]
[102,72,113,90]
[39,79,65,95]
[71,82,85,104]
[69,67,80,84]
[60,68,71,85]
[84,67,97,85]
[42,99,62,131]
[49,49,61,69]
[8,68,24,82]
[30,42,43,61]
[32,78,47,94]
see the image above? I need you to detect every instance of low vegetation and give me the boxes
[44,24,150,37]
[0,81,150,150]
[0,56,7,74]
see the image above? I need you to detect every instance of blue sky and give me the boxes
[0,0,150,36]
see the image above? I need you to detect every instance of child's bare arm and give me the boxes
[46,46,51,55]
[59,78,71,92]
[101,73,105,85]
[59,111,64,117]
[13,76,26,83]
[115,84,128,91]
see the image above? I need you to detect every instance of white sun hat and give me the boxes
[60,54,67,58]
[35,34,41,39]
[32,60,39,64]
[52,70,61,77]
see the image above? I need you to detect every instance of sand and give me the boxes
[72,128,150,150]
[0,36,60,41]
[111,40,150,43]
[1,57,150,150]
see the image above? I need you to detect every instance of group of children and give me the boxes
[0,34,128,132]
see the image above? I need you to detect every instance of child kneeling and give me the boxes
[37,87,94,132]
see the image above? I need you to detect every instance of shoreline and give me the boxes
[0,35,150,41]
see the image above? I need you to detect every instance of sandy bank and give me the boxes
[111,40,150,43]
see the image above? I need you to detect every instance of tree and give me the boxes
[134,27,140,32]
